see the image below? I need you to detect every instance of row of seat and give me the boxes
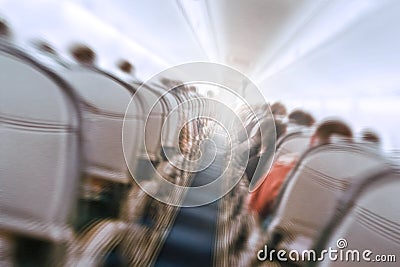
[259,130,399,266]
[0,39,210,266]
[2,36,399,266]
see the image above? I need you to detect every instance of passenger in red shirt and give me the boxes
[249,119,353,221]
[249,155,297,218]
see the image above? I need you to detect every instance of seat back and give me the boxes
[267,143,388,252]
[0,44,81,241]
[315,170,400,266]
[275,131,312,160]
[61,68,141,184]
[131,86,165,180]
[159,90,181,159]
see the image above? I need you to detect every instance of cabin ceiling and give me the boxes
[202,0,327,75]
[1,0,398,96]
[0,0,338,78]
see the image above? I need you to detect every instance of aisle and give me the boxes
[154,133,228,267]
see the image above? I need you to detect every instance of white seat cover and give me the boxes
[318,172,400,266]
[61,69,141,183]
[0,47,80,241]
[267,144,388,253]
[275,132,312,160]
[160,91,181,149]
[135,87,164,162]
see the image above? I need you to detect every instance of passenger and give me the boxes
[270,102,287,120]
[117,59,135,74]
[361,128,381,146]
[0,18,13,40]
[286,109,315,133]
[249,119,353,222]
[116,59,137,82]
[69,43,96,66]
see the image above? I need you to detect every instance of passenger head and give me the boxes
[361,129,380,145]
[69,43,96,65]
[0,19,12,39]
[311,119,353,147]
[288,109,315,127]
[117,59,135,74]
[270,102,287,118]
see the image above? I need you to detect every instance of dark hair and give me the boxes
[0,19,11,38]
[288,109,315,127]
[314,119,352,144]
[361,129,380,144]
[117,59,134,74]
[69,43,96,65]
[270,102,287,117]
